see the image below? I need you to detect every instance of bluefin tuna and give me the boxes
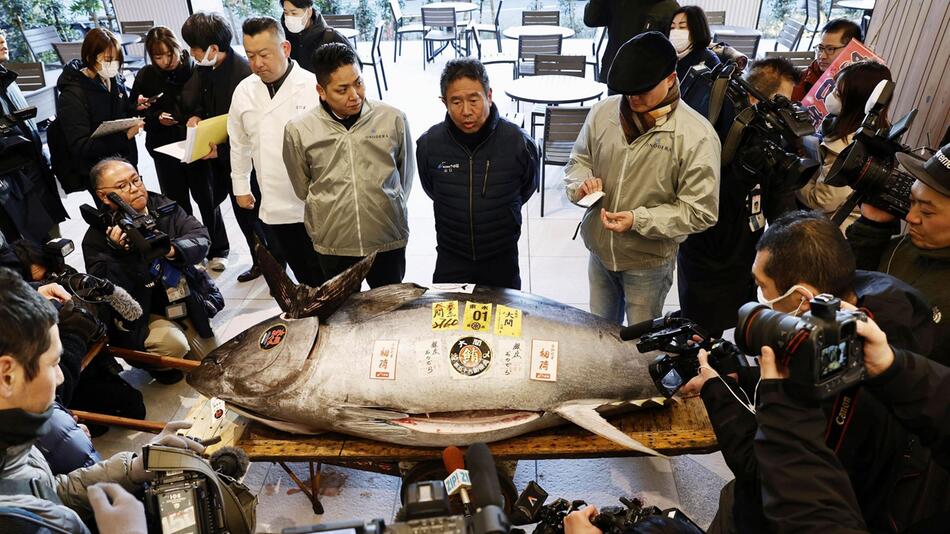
[187,248,669,455]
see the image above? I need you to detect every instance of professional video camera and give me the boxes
[142,444,257,534]
[285,443,509,534]
[0,106,38,177]
[825,80,920,225]
[736,294,866,400]
[618,312,748,398]
[80,191,172,261]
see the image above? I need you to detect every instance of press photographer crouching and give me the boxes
[753,314,950,532]
[847,142,950,366]
[81,157,223,384]
[683,210,949,533]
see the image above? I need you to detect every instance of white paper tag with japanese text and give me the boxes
[370,340,398,380]
[496,339,527,379]
[209,397,227,420]
[415,339,445,378]
[530,339,559,382]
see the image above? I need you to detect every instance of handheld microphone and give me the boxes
[465,443,509,534]
[619,311,682,341]
[442,446,473,516]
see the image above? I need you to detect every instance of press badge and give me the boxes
[166,302,187,320]
[166,276,191,302]
[748,184,765,232]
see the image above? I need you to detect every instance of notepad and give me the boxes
[90,117,143,139]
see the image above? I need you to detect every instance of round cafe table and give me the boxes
[336,28,359,40]
[503,25,576,39]
[425,1,479,14]
[504,74,605,106]
[709,24,763,38]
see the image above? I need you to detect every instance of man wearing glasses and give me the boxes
[791,19,862,102]
[81,158,222,384]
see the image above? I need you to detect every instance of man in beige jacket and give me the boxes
[565,33,720,325]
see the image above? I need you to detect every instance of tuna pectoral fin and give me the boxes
[554,401,667,458]
[256,244,376,320]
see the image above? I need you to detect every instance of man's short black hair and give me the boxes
[440,58,490,97]
[90,156,134,191]
[746,57,801,98]
[822,18,863,43]
[281,0,314,8]
[243,16,285,40]
[312,43,359,87]
[0,267,58,381]
[756,210,856,297]
[181,12,233,51]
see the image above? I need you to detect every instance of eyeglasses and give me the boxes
[813,44,846,56]
[98,175,143,193]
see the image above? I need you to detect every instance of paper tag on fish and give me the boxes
[493,305,523,337]
[209,397,227,420]
[431,301,460,331]
[449,336,494,379]
[530,340,559,382]
[496,339,526,379]
[416,339,445,377]
[427,282,476,294]
[370,340,398,380]
[463,302,493,332]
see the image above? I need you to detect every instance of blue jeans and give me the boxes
[588,254,675,325]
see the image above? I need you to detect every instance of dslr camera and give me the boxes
[826,80,919,225]
[736,294,866,400]
[80,191,172,261]
[0,106,39,186]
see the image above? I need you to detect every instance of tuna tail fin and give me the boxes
[256,244,376,320]
[554,401,667,458]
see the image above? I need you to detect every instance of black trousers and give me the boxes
[150,149,230,259]
[266,222,325,287]
[209,158,271,267]
[319,247,406,289]
[433,248,521,290]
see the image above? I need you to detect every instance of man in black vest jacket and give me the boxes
[417,59,539,289]
[279,0,353,72]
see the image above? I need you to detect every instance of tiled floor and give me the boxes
[61,36,731,533]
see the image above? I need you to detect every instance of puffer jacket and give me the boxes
[564,96,720,271]
[282,12,353,72]
[283,98,414,256]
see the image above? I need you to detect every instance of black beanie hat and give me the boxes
[607,31,678,95]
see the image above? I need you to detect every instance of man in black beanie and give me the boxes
[564,32,720,327]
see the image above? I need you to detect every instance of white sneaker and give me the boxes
[207,257,229,272]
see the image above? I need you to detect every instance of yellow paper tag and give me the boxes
[493,305,523,337]
[431,301,460,331]
[463,302,493,332]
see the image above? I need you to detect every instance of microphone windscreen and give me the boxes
[104,284,143,321]
[466,443,503,509]
[442,446,466,473]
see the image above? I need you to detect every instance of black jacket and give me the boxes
[54,59,138,178]
[130,52,195,150]
[676,47,720,81]
[282,12,353,73]
[701,270,947,533]
[417,105,539,261]
[584,0,680,81]
[81,192,217,349]
[847,216,950,366]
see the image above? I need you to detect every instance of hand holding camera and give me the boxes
[130,420,206,483]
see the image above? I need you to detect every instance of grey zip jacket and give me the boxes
[564,95,721,271]
[283,98,415,256]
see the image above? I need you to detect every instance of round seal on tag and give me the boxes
[259,324,287,350]
[450,336,492,377]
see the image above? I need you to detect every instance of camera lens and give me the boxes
[736,302,804,356]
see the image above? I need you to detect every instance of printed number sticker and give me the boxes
[431,301,460,331]
[493,305,523,337]
[530,340,559,382]
[370,340,398,380]
[463,302,493,332]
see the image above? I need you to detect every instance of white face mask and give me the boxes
[669,29,692,54]
[824,89,842,116]
[285,13,309,34]
[757,284,814,316]
[195,47,218,67]
[99,60,120,79]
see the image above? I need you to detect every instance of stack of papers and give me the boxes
[154,114,229,163]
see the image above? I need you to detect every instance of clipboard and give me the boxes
[153,113,229,163]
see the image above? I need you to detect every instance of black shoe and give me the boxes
[148,368,185,385]
[237,265,262,283]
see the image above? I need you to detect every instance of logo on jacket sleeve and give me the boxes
[438,161,461,173]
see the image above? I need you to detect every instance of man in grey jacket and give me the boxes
[0,268,204,533]
[565,33,720,325]
[283,43,414,287]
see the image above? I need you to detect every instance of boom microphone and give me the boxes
[61,273,143,321]
[102,283,143,322]
[442,446,473,516]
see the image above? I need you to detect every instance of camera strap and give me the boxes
[824,387,861,453]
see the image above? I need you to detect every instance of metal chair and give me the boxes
[468,0,503,53]
[5,62,46,91]
[19,24,65,66]
[515,34,562,78]
[804,0,823,50]
[389,0,426,62]
[765,50,816,70]
[522,10,560,26]
[119,20,153,37]
[713,33,760,59]
[421,7,463,69]
[774,18,805,52]
[587,26,606,81]
[530,55,586,137]
[359,22,389,99]
[705,11,726,25]
[324,14,358,46]
[540,106,591,217]
[52,42,83,65]
[468,20,516,65]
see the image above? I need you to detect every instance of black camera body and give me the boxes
[0,106,40,181]
[80,191,172,261]
[737,295,866,400]
[826,80,919,224]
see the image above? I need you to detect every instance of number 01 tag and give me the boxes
[463,302,493,333]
